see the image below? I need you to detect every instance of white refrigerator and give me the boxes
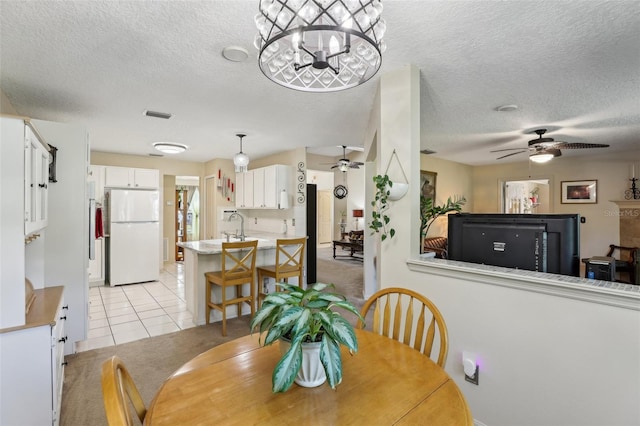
[106,189,160,286]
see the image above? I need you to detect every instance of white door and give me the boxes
[317,190,333,243]
[110,222,159,285]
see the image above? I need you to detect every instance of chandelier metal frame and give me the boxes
[255,0,386,92]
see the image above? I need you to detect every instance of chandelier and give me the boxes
[254,0,386,92]
[234,134,250,172]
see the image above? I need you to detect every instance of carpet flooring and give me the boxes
[60,247,363,425]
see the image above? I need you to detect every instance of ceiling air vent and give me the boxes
[148,153,164,157]
[143,110,173,120]
[421,149,436,155]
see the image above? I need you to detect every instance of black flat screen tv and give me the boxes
[447,213,580,277]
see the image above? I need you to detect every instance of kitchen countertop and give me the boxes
[177,233,292,254]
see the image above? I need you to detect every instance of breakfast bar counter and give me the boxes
[178,237,278,325]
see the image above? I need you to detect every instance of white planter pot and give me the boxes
[280,339,326,388]
[388,182,408,201]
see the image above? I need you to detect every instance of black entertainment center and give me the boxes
[448,213,580,277]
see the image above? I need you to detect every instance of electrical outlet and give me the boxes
[292,218,295,226]
[254,217,257,224]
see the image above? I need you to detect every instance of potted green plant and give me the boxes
[369,174,395,241]
[250,282,365,393]
[420,195,466,249]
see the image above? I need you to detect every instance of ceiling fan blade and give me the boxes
[351,161,364,166]
[497,150,526,160]
[337,145,364,152]
[490,148,531,153]
[552,142,610,149]
[348,164,361,169]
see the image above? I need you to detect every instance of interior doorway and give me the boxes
[175,176,200,261]
[502,178,551,213]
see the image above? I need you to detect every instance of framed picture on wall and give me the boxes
[561,180,597,204]
[420,170,437,202]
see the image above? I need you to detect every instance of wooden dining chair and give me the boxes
[101,355,146,426]
[204,240,258,336]
[256,237,306,307]
[357,287,449,367]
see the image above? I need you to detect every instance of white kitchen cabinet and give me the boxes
[0,286,66,426]
[24,123,50,235]
[252,165,291,209]
[105,166,159,189]
[236,170,254,208]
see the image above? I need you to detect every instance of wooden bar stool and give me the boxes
[204,240,258,336]
[256,237,306,307]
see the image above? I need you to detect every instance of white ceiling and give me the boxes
[1,1,639,166]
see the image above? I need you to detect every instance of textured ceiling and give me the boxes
[1,0,638,166]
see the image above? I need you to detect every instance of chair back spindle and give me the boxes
[359,287,449,367]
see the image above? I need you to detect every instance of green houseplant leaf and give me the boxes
[251,282,365,393]
[369,174,396,241]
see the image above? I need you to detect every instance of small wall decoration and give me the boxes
[420,170,437,203]
[297,162,306,204]
[333,185,348,199]
[561,180,597,204]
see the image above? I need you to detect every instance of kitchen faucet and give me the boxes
[228,212,246,241]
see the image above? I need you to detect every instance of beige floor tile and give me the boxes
[88,326,112,339]
[108,312,140,325]
[137,308,166,319]
[113,329,149,345]
[141,314,174,327]
[110,320,146,335]
[84,335,115,351]
[89,317,109,329]
[146,322,180,337]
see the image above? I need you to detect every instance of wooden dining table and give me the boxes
[144,329,473,425]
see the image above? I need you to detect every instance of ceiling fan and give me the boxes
[491,129,610,163]
[324,145,364,172]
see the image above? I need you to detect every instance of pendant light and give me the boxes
[254,0,386,92]
[234,134,250,172]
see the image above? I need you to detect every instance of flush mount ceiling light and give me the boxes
[234,134,250,172]
[153,142,187,154]
[254,0,386,92]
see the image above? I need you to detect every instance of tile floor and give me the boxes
[75,263,195,352]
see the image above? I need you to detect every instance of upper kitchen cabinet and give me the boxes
[236,170,254,208]
[236,165,291,209]
[104,166,159,189]
[24,123,50,235]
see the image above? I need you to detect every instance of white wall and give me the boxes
[406,263,639,426]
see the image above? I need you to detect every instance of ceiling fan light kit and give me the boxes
[254,0,386,92]
[529,152,554,164]
[491,128,610,163]
[325,145,364,172]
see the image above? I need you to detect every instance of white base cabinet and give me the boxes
[0,286,66,426]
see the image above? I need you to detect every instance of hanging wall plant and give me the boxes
[369,174,395,241]
[369,150,408,241]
